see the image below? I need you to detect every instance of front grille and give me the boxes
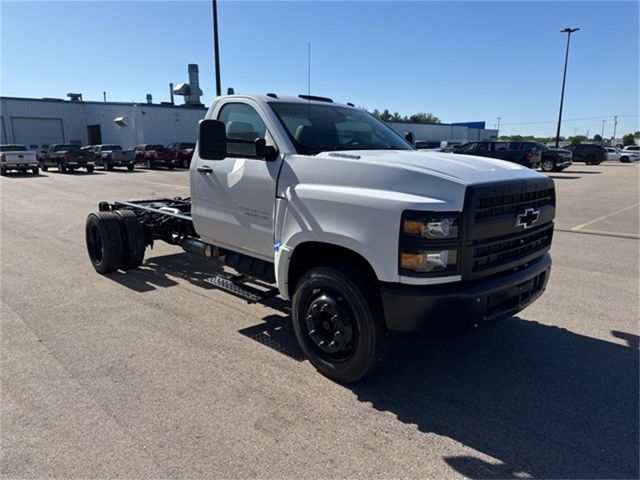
[472,225,553,272]
[475,187,555,221]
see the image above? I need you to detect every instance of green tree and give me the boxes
[622,133,635,146]
[408,113,441,124]
[569,135,587,145]
[593,134,603,142]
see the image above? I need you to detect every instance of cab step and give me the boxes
[204,274,278,304]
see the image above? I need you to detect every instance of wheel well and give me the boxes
[287,242,378,297]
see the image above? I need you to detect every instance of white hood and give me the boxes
[319,149,544,186]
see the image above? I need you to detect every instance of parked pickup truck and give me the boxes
[526,142,572,172]
[134,144,178,169]
[0,144,40,175]
[88,144,136,171]
[167,142,196,169]
[40,144,95,173]
[454,141,542,169]
[86,93,555,382]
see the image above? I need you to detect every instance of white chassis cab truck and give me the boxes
[85,93,555,382]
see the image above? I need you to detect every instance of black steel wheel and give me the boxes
[113,209,145,269]
[292,266,391,383]
[85,212,124,274]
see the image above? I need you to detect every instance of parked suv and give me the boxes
[454,141,542,168]
[567,144,607,165]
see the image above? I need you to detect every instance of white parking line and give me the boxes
[571,203,639,231]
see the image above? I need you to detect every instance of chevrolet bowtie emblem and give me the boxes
[516,208,540,229]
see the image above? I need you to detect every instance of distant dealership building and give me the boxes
[0,96,206,150]
[386,120,498,146]
[1,94,496,151]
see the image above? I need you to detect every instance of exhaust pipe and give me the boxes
[180,237,222,259]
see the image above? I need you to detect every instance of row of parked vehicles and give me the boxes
[2,138,638,176]
[0,142,196,175]
[419,141,639,172]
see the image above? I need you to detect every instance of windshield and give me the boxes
[103,145,122,151]
[181,143,195,149]
[269,102,413,155]
[55,145,80,152]
[148,145,165,151]
[0,145,27,152]
[535,142,550,151]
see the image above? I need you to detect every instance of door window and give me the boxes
[218,103,267,142]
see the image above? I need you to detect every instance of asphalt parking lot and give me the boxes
[1,162,638,479]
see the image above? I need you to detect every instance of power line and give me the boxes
[501,114,638,126]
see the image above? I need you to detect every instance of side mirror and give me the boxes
[198,119,227,160]
[404,131,415,145]
[255,138,279,162]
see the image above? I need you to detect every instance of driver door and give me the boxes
[192,101,281,260]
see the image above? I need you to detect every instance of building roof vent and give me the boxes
[67,93,83,102]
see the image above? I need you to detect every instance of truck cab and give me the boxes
[87,93,555,382]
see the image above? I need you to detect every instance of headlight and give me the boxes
[400,249,458,273]
[403,216,459,239]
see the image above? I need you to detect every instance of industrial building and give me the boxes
[0,64,207,151]
[1,63,496,150]
[387,120,498,146]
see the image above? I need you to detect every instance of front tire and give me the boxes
[620,156,630,163]
[127,164,135,171]
[541,159,555,172]
[40,162,48,172]
[86,165,94,173]
[291,266,391,383]
[32,167,39,175]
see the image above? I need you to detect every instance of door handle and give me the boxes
[197,166,213,174]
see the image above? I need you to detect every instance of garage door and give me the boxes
[11,117,64,146]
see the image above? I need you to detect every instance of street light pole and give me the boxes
[496,117,502,137]
[555,27,579,148]
[612,115,618,143]
[212,0,222,97]
[601,119,606,140]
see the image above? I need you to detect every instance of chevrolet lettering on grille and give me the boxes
[516,208,540,229]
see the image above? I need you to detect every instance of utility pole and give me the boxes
[555,27,580,148]
[612,115,618,143]
[496,117,502,137]
[601,120,606,140]
[212,0,222,97]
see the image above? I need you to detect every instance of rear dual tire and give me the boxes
[85,211,145,274]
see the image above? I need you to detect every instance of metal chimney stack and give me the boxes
[169,83,175,104]
[187,64,203,106]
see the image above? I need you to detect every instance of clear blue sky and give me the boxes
[1,1,638,137]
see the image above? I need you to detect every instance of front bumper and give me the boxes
[380,253,551,332]
[557,158,572,168]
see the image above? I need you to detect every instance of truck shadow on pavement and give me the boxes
[351,318,639,480]
[106,252,222,292]
[105,252,639,479]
